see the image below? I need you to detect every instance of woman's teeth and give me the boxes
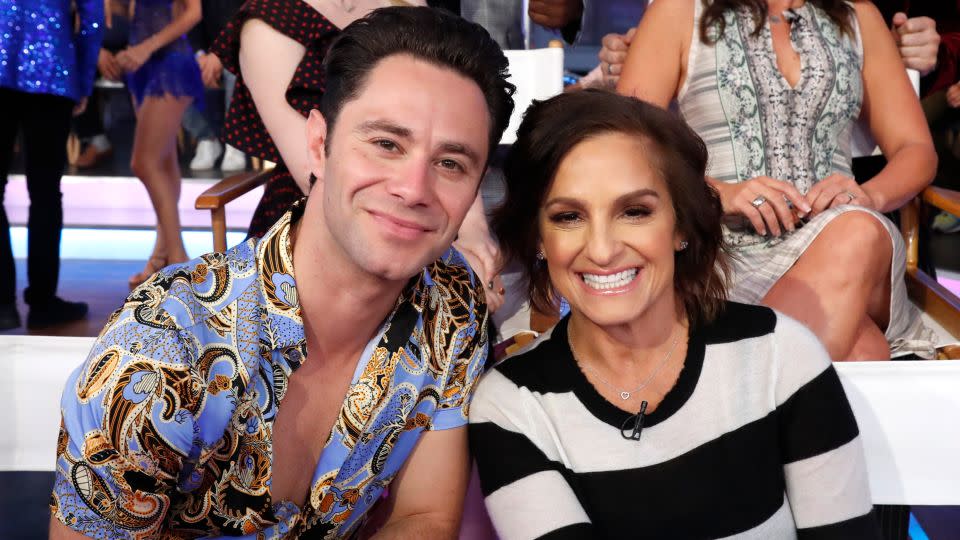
[581,268,638,290]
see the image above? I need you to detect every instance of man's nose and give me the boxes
[386,157,434,207]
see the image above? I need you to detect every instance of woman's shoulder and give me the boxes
[214,0,337,54]
[474,324,573,404]
[701,302,827,357]
[697,301,779,344]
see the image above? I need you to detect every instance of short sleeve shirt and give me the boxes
[50,203,489,538]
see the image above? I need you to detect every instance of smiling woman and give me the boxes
[471,90,882,539]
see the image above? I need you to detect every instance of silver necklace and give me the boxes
[568,326,682,401]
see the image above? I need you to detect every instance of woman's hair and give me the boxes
[700,0,856,45]
[492,89,729,326]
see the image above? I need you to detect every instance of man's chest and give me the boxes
[268,358,358,508]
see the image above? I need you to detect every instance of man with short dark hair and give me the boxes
[49,7,514,539]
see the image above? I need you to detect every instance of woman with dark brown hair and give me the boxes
[468,90,878,539]
[617,0,937,361]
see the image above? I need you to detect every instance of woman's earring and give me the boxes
[536,250,545,261]
[678,241,689,251]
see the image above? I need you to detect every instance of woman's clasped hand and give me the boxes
[717,173,877,237]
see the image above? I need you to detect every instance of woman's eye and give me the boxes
[624,206,652,219]
[549,211,581,224]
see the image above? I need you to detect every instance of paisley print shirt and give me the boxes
[50,205,489,539]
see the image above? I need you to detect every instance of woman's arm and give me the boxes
[453,191,504,313]
[854,2,937,212]
[469,371,596,539]
[117,0,202,72]
[239,19,311,193]
[773,315,880,538]
[615,0,693,108]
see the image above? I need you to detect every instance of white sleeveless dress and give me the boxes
[676,1,934,358]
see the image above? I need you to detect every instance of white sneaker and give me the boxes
[190,139,223,170]
[220,145,247,171]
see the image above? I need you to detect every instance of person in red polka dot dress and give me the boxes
[211,0,341,239]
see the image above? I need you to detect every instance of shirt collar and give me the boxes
[255,199,432,355]
[256,201,306,353]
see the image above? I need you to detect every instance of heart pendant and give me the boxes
[620,391,631,400]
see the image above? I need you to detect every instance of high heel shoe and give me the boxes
[128,255,168,290]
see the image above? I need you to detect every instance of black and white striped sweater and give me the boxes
[469,302,879,539]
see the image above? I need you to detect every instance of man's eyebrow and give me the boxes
[439,142,482,168]
[356,120,413,139]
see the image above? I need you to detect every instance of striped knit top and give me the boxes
[469,302,880,539]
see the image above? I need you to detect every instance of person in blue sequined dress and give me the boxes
[117,0,205,288]
[0,0,103,330]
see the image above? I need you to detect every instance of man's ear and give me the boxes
[306,109,328,186]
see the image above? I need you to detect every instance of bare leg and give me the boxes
[129,95,191,286]
[761,211,893,361]
[160,147,188,263]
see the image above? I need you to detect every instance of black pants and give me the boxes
[0,88,75,306]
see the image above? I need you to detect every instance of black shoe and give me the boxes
[0,303,20,330]
[26,297,89,329]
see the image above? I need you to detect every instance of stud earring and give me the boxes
[678,241,689,251]
[536,250,545,261]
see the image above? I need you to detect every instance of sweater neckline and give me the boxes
[551,316,706,430]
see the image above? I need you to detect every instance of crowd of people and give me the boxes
[0,0,958,538]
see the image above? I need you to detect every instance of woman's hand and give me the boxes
[453,193,505,313]
[454,225,505,313]
[97,49,123,81]
[947,82,960,108]
[805,173,877,214]
[197,52,223,88]
[598,28,634,87]
[711,176,811,236]
[117,42,155,73]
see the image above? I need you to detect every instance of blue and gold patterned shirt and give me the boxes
[51,206,489,538]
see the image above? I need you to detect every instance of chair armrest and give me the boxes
[922,186,960,218]
[195,170,272,211]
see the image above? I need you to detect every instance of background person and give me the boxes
[616,0,938,360]
[0,0,103,330]
[120,0,206,288]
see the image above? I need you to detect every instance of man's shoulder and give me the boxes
[423,247,484,307]
[108,239,263,342]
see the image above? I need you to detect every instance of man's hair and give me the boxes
[321,7,516,159]
[492,89,730,326]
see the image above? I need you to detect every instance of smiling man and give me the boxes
[49,8,514,539]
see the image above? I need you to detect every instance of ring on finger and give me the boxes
[751,195,767,207]
[607,63,614,75]
[487,280,494,290]
[844,191,855,203]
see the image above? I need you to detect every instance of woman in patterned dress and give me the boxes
[120,0,206,288]
[617,0,937,360]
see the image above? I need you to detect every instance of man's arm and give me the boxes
[369,427,471,539]
[529,0,584,43]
